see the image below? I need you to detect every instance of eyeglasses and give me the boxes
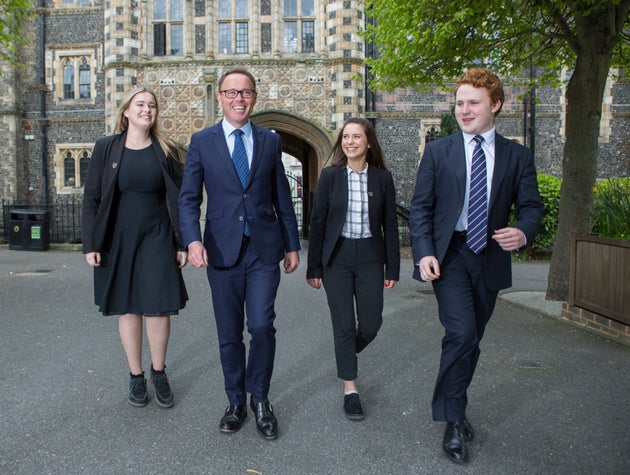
[220,89,257,99]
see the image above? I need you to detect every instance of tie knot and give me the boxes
[233,129,244,137]
[473,135,484,145]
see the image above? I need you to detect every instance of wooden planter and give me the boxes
[569,233,630,326]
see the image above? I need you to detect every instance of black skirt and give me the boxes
[94,146,188,316]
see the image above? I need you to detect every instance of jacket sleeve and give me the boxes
[382,171,401,281]
[409,143,438,266]
[81,138,106,253]
[306,168,331,279]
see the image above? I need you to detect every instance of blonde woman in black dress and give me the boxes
[82,88,188,408]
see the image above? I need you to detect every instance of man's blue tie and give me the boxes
[232,129,249,235]
[467,135,487,254]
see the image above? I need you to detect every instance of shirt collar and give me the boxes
[222,119,253,138]
[346,163,369,175]
[462,127,495,147]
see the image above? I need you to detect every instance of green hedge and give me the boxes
[508,174,560,259]
[509,175,629,260]
[592,177,630,240]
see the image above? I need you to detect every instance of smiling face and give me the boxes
[341,122,370,167]
[455,84,502,136]
[122,91,157,132]
[216,73,257,128]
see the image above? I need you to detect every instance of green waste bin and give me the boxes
[9,210,50,251]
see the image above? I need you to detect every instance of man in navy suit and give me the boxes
[410,68,543,463]
[179,68,300,440]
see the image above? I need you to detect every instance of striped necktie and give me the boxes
[467,135,487,253]
[232,129,249,235]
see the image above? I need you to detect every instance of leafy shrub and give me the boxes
[509,173,561,259]
[592,177,630,240]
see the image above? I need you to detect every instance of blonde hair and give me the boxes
[115,87,184,163]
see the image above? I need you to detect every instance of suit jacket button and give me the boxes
[239,216,244,221]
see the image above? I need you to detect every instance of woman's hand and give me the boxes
[307,278,322,289]
[176,251,188,269]
[85,252,101,267]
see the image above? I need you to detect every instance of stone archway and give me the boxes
[252,110,333,237]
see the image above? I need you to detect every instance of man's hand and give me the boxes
[187,241,208,268]
[492,227,526,252]
[283,251,299,273]
[419,256,440,282]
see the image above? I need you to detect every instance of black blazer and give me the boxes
[409,132,543,291]
[307,165,400,281]
[82,132,185,253]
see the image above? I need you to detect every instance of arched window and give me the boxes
[79,59,91,99]
[425,126,440,143]
[64,152,75,186]
[63,62,75,99]
[79,151,90,186]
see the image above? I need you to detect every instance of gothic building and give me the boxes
[1,0,628,237]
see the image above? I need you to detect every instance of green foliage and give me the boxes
[509,173,561,259]
[0,0,33,67]
[439,109,458,137]
[361,0,630,91]
[592,178,630,240]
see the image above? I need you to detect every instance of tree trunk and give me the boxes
[545,10,617,301]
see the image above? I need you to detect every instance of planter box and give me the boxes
[569,233,630,325]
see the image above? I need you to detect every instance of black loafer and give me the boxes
[219,404,247,433]
[250,397,278,440]
[443,422,467,464]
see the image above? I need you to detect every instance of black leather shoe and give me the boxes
[219,404,247,433]
[443,422,467,464]
[462,417,474,442]
[250,397,278,440]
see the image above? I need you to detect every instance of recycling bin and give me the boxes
[9,209,50,251]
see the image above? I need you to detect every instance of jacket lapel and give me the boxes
[489,133,509,209]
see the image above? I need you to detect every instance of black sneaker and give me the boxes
[150,366,174,408]
[343,393,365,420]
[128,373,148,407]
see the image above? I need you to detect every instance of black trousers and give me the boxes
[431,232,498,422]
[322,237,384,381]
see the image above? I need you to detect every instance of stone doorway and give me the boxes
[252,111,333,238]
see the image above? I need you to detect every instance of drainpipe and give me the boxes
[39,0,48,205]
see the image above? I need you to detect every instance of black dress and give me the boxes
[94,146,188,316]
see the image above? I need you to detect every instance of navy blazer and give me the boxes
[307,165,400,281]
[82,132,185,253]
[409,132,543,291]
[178,121,300,268]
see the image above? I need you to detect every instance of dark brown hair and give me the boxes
[328,118,387,170]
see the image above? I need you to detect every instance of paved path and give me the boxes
[1,246,628,474]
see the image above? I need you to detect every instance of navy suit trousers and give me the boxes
[206,238,281,405]
[431,232,498,422]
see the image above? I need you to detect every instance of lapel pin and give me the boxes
[112,163,118,169]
